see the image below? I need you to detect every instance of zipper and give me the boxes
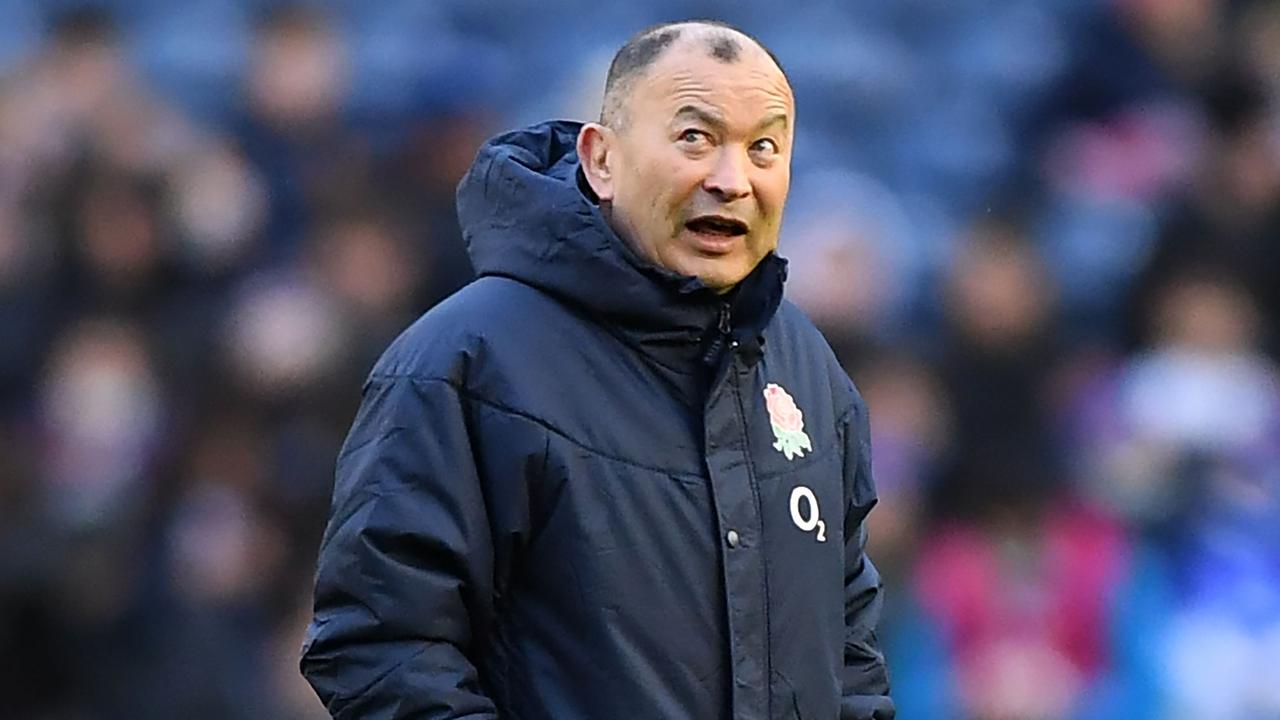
[701,301,735,367]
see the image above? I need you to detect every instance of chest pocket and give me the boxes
[753,442,845,573]
[740,377,847,553]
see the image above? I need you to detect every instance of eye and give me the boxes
[751,138,779,155]
[678,128,709,144]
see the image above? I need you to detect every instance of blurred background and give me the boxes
[0,0,1276,718]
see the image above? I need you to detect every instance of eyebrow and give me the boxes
[672,105,789,134]
[673,104,725,130]
[754,112,789,134]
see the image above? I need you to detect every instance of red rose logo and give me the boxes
[764,383,805,433]
[763,383,812,459]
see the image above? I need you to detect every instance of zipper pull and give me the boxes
[701,303,734,367]
[719,302,742,354]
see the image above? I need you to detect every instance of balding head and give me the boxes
[600,20,788,129]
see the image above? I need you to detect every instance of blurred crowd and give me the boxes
[0,1,1276,718]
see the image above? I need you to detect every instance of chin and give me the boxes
[663,245,762,291]
[688,262,751,292]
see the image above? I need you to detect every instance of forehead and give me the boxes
[633,38,793,122]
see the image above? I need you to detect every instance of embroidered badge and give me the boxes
[762,383,813,460]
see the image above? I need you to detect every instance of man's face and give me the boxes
[603,40,794,292]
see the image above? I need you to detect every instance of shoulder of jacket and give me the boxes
[771,299,863,418]
[771,299,824,340]
[367,276,561,382]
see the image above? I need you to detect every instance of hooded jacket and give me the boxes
[301,120,894,720]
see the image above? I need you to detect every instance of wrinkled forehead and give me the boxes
[635,35,794,124]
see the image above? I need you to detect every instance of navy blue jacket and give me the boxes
[301,121,894,720]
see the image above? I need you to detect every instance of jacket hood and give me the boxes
[456,120,786,355]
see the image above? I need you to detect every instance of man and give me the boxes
[301,20,894,720]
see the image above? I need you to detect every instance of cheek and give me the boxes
[625,154,670,196]
[759,173,790,217]
[658,155,707,193]
[642,163,704,220]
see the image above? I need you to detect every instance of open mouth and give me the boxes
[685,216,749,237]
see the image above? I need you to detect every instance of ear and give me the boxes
[576,122,616,202]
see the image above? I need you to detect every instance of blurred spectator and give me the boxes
[244,6,347,135]
[1074,269,1277,524]
[1125,70,1280,356]
[168,144,268,278]
[55,166,174,314]
[38,317,164,532]
[856,351,952,581]
[28,317,169,716]
[235,4,367,259]
[222,275,347,403]
[0,7,199,189]
[304,205,423,364]
[912,486,1130,720]
[379,108,488,305]
[930,212,1062,521]
[1065,267,1280,718]
[782,169,918,360]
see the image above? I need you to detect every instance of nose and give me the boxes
[703,147,752,202]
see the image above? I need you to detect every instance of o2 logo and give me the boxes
[789,486,826,542]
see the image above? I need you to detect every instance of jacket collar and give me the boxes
[456,120,786,368]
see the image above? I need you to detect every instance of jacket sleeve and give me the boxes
[840,395,896,720]
[301,375,500,719]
